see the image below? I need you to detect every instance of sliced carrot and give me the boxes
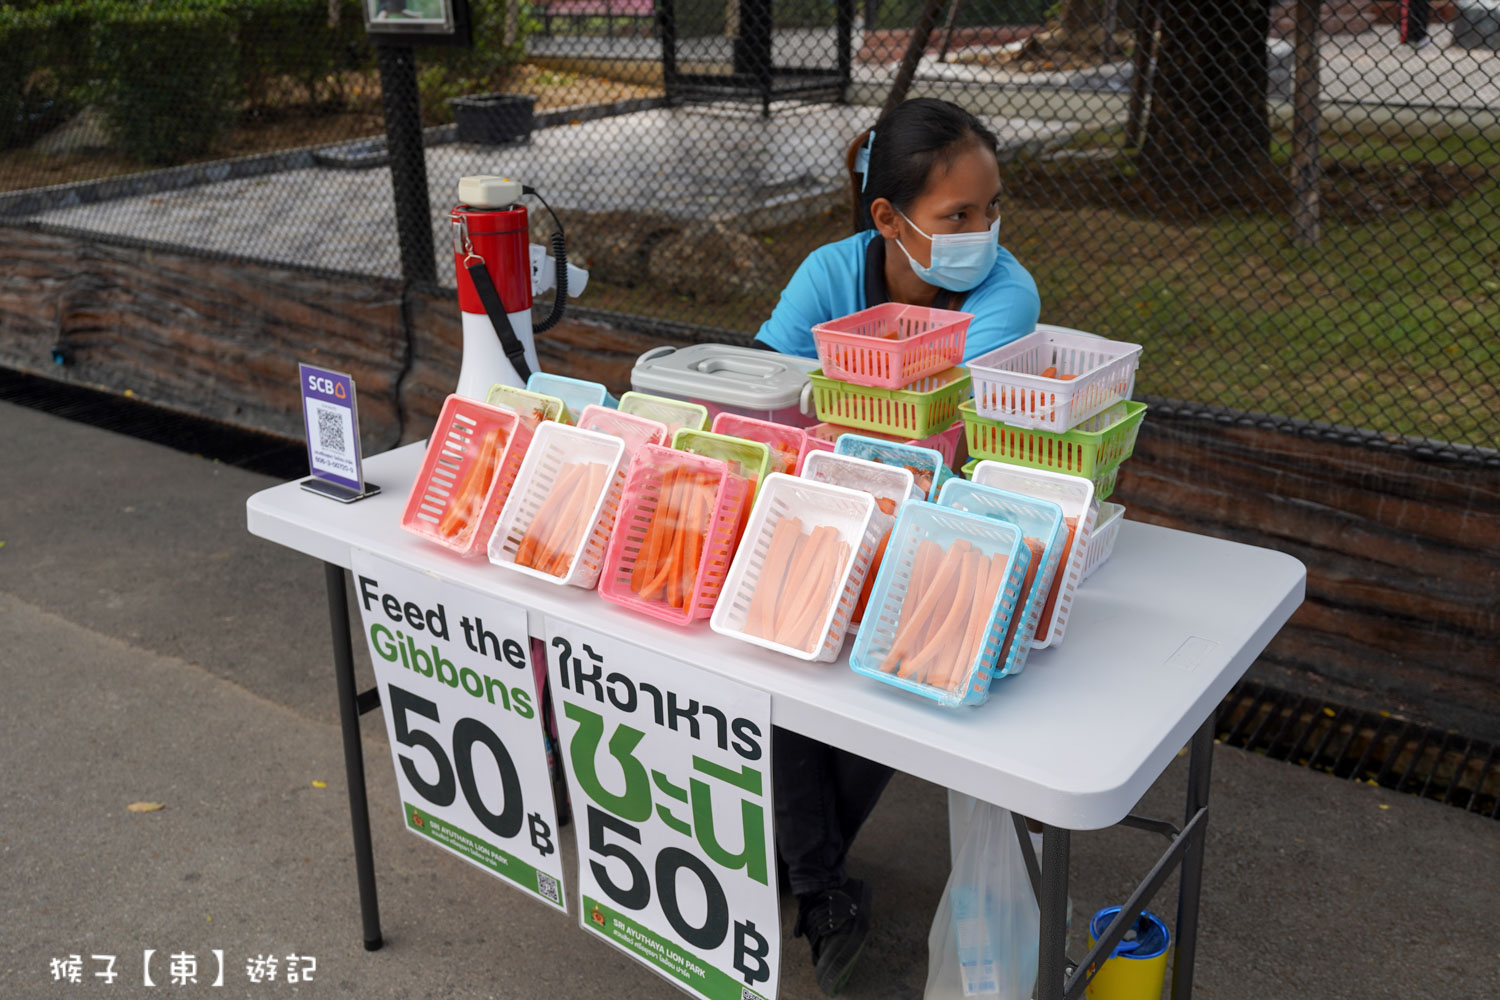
[875,496,898,516]
[784,539,849,652]
[909,546,979,687]
[852,526,891,622]
[1040,365,1059,379]
[996,537,1045,668]
[522,461,585,569]
[678,472,708,608]
[953,552,1008,691]
[1036,516,1077,638]
[438,426,502,539]
[747,516,802,638]
[774,530,827,648]
[888,542,964,677]
[637,466,683,600]
[773,525,823,638]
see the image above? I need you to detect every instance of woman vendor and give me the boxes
[753,97,1041,996]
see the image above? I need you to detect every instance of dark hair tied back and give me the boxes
[851,98,999,232]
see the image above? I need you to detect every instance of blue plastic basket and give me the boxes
[527,372,618,418]
[849,500,1031,708]
[833,433,954,501]
[935,479,1065,679]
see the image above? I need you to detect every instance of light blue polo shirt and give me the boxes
[755,229,1040,360]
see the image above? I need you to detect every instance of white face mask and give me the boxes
[895,209,1001,293]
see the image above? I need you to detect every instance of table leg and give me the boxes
[1037,825,1071,1000]
[1171,716,1215,999]
[325,562,384,951]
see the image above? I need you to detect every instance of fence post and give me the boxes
[1291,0,1322,245]
[377,44,437,285]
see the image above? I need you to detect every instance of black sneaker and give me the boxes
[794,879,872,996]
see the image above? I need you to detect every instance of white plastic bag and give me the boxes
[924,801,1040,999]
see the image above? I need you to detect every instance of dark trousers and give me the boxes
[1404,0,1430,42]
[772,727,895,897]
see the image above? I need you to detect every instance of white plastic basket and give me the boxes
[968,463,1097,649]
[711,473,879,662]
[487,422,625,589]
[967,329,1141,431]
[799,450,917,632]
[1081,501,1125,582]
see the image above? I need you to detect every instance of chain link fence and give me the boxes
[3,0,1496,457]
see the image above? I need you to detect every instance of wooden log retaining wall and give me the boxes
[3,224,1496,738]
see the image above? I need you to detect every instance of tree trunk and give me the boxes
[1139,0,1272,191]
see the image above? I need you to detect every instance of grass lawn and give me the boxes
[581,130,1499,451]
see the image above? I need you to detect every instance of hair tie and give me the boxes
[856,129,876,192]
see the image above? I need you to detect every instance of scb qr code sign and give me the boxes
[299,363,365,492]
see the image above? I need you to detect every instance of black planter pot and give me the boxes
[448,93,536,146]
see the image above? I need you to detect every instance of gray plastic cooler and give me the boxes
[630,344,818,427]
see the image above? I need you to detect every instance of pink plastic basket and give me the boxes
[400,395,533,557]
[807,421,963,467]
[812,303,971,389]
[711,412,807,476]
[577,403,669,468]
[598,445,752,625]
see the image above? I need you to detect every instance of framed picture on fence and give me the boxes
[363,0,471,46]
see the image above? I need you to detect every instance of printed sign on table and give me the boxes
[352,550,566,911]
[545,617,780,1000]
[299,363,364,493]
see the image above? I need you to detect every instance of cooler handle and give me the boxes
[799,380,813,416]
[637,346,677,365]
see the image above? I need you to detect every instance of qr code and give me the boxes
[536,872,561,904]
[741,988,761,1000]
[317,407,346,453]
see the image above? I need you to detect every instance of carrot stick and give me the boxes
[774,525,830,638]
[888,542,964,677]
[953,552,1008,689]
[1036,517,1078,638]
[634,465,679,597]
[776,528,834,648]
[664,474,689,609]
[784,539,849,652]
[909,546,979,687]
[438,427,501,539]
[903,541,970,671]
[747,516,802,638]
[543,462,605,577]
[627,467,675,593]
[996,537,1045,668]
[521,461,585,568]
[678,472,709,608]
[882,539,940,667]
[852,526,891,622]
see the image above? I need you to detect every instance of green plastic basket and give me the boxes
[672,428,771,498]
[808,367,971,439]
[962,456,1123,502]
[961,399,1146,479]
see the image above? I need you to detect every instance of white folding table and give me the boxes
[247,442,1305,1000]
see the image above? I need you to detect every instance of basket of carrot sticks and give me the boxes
[847,501,1033,707]
[710,412,807,476]
[933,478,1066,679]
[576,404,669,468]
[798,451,916,630]
[488,422,626,588]
[486,384,570,428]
[834,433,954,500]
[598,444,752,625]
[711,473,881,661]
[400,395,534,557]
[966,463,1097,649]
[966,328,1141,431]
[617,391,709,438]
